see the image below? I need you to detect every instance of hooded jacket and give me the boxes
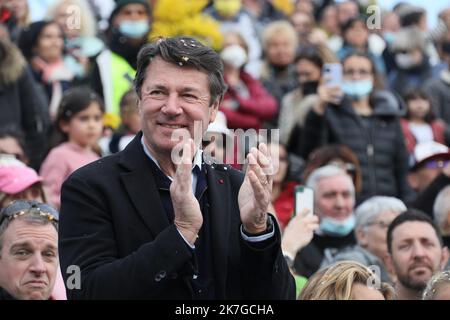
[302,90,414,203]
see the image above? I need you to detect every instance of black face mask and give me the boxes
[301,81,319,95]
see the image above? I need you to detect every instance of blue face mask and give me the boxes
[383,32,395,45]
[320,215,355,236]
[119,20,149,39]
[342,79,373,100]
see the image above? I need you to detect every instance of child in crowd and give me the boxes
[0,157,47,209]
[400,90,448,154]
[107,89,141,154]
[40,87,104,209]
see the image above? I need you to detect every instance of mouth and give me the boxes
[409,264,431,274]
[159,124,188,129]
[25,280,48,287]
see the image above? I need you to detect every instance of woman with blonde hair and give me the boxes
[299,261,396,300]
[422,271,450,300]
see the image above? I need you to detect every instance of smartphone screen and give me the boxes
[294,185,314,217]
[322,63,342,87]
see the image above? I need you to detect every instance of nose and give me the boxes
[161,93,182,117]
[335,194,345,208]
[411,242,427,258]
[29,254,46,276]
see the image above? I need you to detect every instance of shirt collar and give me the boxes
[140,136,202,178]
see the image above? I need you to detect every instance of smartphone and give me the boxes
[322,63,342,87]
[294,185,314,217]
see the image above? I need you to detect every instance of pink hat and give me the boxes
[0,165,43,194]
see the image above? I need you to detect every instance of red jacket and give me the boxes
[273,181,297,230]
[220,71,277,130]
[400,118,446,154]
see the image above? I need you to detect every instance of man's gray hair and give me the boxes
[305,165,354,196]
[355,196,407,229]
[433,185,450,231]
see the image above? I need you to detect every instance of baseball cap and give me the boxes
[0,165,43,195]
[410,142,450,171]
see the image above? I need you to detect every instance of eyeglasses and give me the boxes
[365,220,391,229]
[343,69,372,77]
[0,200,59,225]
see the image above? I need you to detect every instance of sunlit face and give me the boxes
[389,221,448,292]
[34,23,64,63]
[60,102,104,149]
[351,283,386,300]
[138,57,219,157]
[266,34,296,67]
[315,174,355,220]
[0,219,58,300]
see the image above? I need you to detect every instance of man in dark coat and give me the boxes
[58,37,295,300]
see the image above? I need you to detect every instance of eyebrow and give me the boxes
[145,85,203,95]
[10,242,57,252]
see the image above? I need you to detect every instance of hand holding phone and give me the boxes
[322,63,342,87]
[294,185,314,217]
[317,63,344,107]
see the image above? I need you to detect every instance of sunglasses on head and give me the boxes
[423,159,450,169]
[0,200,59,225]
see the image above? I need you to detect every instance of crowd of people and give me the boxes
[1,0,450,300]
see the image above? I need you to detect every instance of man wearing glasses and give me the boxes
[0,200,59,300]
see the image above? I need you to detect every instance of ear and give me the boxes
[209,98,220,124]
[407,172,419,191]
[59,119,70,133]
[355,226,368,248]
[440,246,449,270]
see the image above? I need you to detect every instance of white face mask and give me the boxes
[220,44,247,69]
[395,53,418,69]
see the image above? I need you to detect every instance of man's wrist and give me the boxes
[175,225,199,246]
[242,215,273,236]
[283,251,295,268]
